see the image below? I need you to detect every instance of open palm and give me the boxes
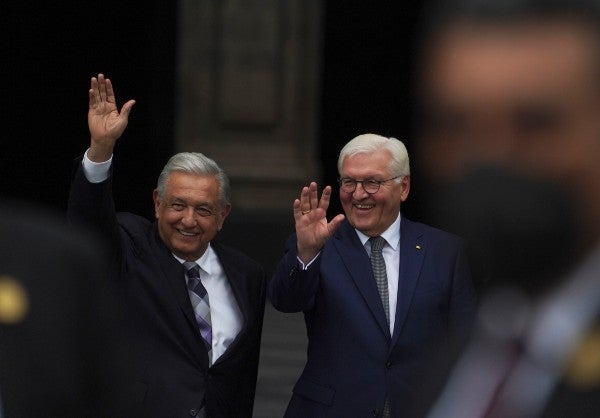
[87,73,135,161]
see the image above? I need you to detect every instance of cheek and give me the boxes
[339,192,352,206]
[340,200,353,214]
[375,195,400,213]
[158,210,181,226]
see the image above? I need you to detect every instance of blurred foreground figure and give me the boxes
[416,0,600,255]
[0,200,127,417]
[412,0,600,416]
[418,168,599,418]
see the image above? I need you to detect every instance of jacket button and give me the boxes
[189,409,198,416]
[386,361,392,369]
[372,408,380,416]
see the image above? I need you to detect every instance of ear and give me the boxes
[400,176,411,202]
[152,189,161,219]
[217,203,232,231]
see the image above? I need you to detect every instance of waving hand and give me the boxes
[294,182,345,264]
[87,73,136,162]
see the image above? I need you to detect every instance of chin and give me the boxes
[354,224,375,235]
[351,216,373,228]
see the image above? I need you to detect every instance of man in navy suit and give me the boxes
[68,74,266,417]
[269,133,477,417]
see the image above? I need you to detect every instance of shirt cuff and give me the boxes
[82,149,112,183]
[297,252,320,270]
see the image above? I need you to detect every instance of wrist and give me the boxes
[297,246,320,265]
[87,143,114,163]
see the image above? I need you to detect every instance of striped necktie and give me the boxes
[369,236,391,417]
[183,261,212,360]
[370,236,390,325]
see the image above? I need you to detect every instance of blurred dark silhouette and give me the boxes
[410,0,600,416]
[413,167,600,418]
[0,200,129,417]
[414,0,600,252]
[433,166,582,296]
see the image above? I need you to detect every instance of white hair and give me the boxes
[337,133,411,177]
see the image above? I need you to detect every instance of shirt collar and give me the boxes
[355,212,402,250]
[173,243,216,275]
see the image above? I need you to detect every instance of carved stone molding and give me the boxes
[176,0,323,210]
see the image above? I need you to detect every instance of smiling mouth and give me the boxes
[354,203,374,210]
[178,229,199,237]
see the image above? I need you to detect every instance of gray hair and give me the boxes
[337,133,411,178]
[156,152,231,207]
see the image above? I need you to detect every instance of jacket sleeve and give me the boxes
[268,233,322,313]
[67,156,121,259]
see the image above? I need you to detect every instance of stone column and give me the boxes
[175,0,323,211]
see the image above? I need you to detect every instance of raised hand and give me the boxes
[294,182,345,264]
[87,73,136,162]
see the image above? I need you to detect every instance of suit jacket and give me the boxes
[269,217,477,417]
[67,161,266,417]
[0,200,128,418]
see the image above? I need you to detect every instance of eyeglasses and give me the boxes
[338,176,403,194]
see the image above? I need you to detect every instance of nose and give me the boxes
[181,207,197,227]
[352,182,369,199]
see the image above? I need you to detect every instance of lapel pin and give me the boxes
[415,245,422,250]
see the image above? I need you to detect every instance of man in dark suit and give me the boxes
[68,73,266,417]
[268,133,477,417]
[0,200,128,418]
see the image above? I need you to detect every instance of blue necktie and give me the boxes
[184,262,212,360]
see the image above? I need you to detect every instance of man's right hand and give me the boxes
[87,73,136,162]
[294,182,345,264]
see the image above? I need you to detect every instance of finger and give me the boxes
[298,185,317,217]
[119,99,136,119]
[105,78,116,104]
[327,214,346,235]
[293,198,302,220]
[89,77,99,108]
[319,185,333,211]
[88,88,96,109]
[300,185,310,209]
[309,182,319,209]
[98,73,107,102]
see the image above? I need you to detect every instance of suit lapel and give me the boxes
[333,221,391,339]
[391,218,425,347]
[149,226,209,363]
